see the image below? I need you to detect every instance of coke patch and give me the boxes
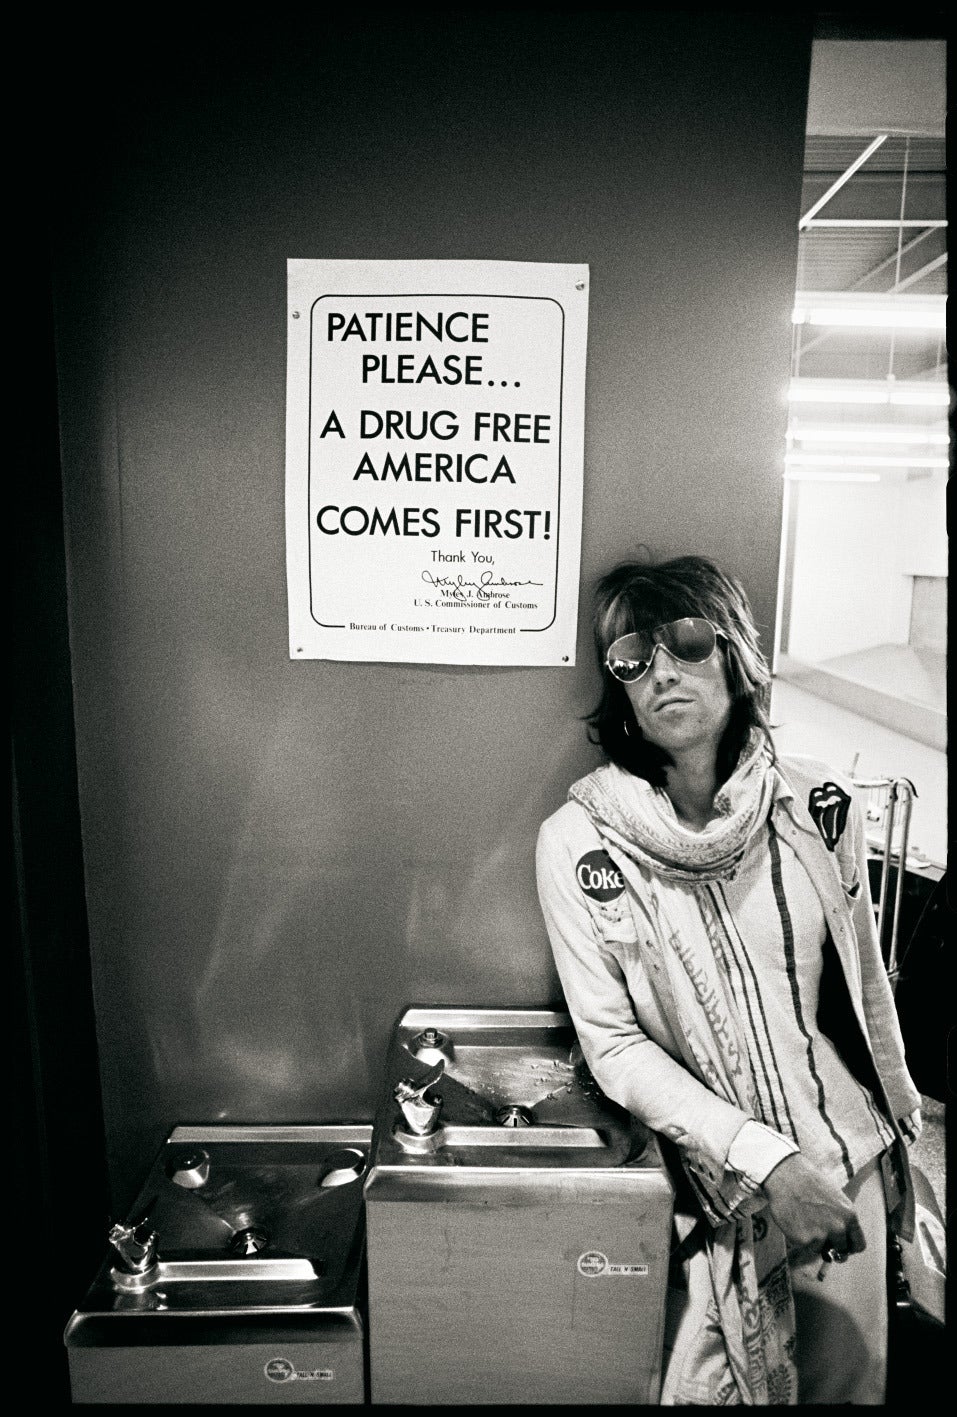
[576,849,625,901]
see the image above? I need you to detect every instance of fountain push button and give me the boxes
[166,1149,211,1189]
[409,1027,455,1067]
[319,1149,367,1188]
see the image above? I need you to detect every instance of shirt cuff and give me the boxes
[726,1119,799,1186]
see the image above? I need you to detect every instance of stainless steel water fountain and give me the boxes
[364,1007,674,1405]
[64,1124,371,1404]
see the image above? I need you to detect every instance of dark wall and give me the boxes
[52,12,812,1209]
[13,253,108,1409]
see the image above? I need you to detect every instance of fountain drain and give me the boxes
[495,1105,535,1128]
[229,1227,269,1256]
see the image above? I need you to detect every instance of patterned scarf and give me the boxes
[569,730,775,883]
[569,735,799,1404]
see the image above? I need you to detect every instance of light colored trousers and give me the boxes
[662,1155,888,1404]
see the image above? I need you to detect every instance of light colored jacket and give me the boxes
[536,754,920,1233]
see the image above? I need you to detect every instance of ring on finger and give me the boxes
[823,1246,848,1264]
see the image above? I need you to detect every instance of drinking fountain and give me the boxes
[364,1007,674,1405]
[64,1124,371,1404]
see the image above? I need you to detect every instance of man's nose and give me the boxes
[649,643,680,684]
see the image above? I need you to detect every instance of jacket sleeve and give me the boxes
[841,785,922,1122]
[536,810,767,1179]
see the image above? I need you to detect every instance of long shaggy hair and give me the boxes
[585,554,774,786]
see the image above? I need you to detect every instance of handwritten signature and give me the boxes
[422,571,544,591]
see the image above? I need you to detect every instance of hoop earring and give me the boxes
[623,719,630,737]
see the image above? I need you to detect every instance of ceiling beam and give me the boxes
[893,252,947,292]
[804,219,947,228]
[846,225,941,291]
[799,134,887,229]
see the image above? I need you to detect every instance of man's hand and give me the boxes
[762,1153,866,1266]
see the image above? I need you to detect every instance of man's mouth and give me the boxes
[655,696,693,712]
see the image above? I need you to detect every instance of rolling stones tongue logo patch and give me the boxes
[808,782,851,852]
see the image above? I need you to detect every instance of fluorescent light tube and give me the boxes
[788,379,949,408]
[785,452,949,470]
[784,471,881,483]
[791,292,946,331]
[889,385,951,407]
[792,306,946,330]
[790,424,949,446]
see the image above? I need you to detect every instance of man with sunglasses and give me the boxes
[536,554,921,1405]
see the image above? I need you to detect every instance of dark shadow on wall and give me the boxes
[11,247,109,1404]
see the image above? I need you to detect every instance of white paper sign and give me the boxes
[285,260,588,664]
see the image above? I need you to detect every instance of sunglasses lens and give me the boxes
[606,632,652,682]
[657,618,716,662]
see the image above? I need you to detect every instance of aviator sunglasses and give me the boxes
[605,617,723,683]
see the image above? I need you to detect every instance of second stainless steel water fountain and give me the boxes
[65,1124,371,1404]
[364,1007,674,1405]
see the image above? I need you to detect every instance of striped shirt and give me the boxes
[701,818,893,1188]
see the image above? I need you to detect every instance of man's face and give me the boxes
[624,638,733,759]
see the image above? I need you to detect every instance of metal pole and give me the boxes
[878,786,897,959]
[851,776,918,993]
[885,780,916,996]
